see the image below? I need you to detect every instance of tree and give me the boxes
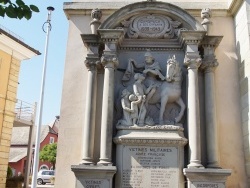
[0,0,39,20]
[39,143,57,170]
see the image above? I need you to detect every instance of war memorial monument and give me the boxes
[55,0,250,187]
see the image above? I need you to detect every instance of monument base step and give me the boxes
[71,165,116,188]
[183,168,232,188]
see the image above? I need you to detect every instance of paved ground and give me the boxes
[28,183,54,188]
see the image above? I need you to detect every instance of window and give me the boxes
[39,165,49,170]
[49,137,54,144]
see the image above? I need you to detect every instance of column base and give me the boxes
[71,165,116,188]
[207,161,221,169]
[187,161,204,169]
[97,158,113,166]
[183,168,231,188]
[80,158,94,165]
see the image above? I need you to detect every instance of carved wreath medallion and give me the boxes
[121,14,183,39]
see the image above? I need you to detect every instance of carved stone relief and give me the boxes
[120,14,187,39]
[116,50,186,127]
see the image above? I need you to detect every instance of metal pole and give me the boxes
[31,7,54,188]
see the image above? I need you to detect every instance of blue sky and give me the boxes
[0,1,68,125]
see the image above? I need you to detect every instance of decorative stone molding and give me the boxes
[120,14,186,39]
[98,29,124,43]
[180,30,206,45]
[116,124,184,131]
[113,138,188,146]
[119,46,182,51]
[98,1,205,31]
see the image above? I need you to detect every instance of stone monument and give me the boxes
[66,1,233,187]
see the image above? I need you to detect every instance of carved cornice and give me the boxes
[116,124,184,131]
[81,34,100,47]
[228,0,244,16]
[180,30,206,46]
[113,137,188,146]
[98,29,124,43]
[201,36,223,48]
[81,34,101,55]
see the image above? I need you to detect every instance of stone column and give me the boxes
[97,29,124,165]
[80,34,100,164]
[200,36,223,168]
[182,31,205,168]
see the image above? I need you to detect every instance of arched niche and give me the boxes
[98,1,205,125]
[99,1,204,31]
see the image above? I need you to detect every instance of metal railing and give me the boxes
[15,99,36,123]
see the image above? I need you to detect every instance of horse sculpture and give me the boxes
[145,55,185,124]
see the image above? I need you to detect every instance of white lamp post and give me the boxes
[31,6,54,188]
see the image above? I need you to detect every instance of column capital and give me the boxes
[200,56,218,73]
[200,36,222,73]
[85,58,101,71]
[184,53,202,69]
[101,53,119,68]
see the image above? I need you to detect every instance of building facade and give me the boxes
[0,28,40,188]
[9,122,58,176]
[56,0,250,187]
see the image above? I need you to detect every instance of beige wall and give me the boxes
[235,0,250,185]
[0,51,20,188]
[208,15,248,187]
[55,16,91,188]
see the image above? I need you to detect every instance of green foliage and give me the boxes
[7,175,24,182]
[0,0,39,20]
[7,166,13,178]
[39,143,57,169]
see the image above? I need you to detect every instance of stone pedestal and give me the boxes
[114,125,187,188]
[183,168,231,188]
[71,165,116,188]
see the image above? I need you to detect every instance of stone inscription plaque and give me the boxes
[124,14,182,39]
[80,179,110,188]
[136,16,165,34]
[122,146,178,188]
[192,182,225,188]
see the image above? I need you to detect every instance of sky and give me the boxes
[0,1,68,125]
